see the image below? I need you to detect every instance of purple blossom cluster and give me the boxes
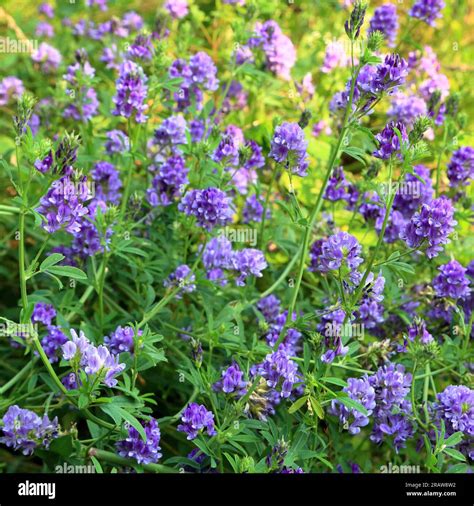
[368,4,399,47]
[213,362,247,396]
[104,129,130,154]
[447,146,474,189]
[168,52,219,111]
[61,329,125,388]
[330,377,376,434]
[177,403,217,440]
[36,175,91,234]
[373,121,408,159]
[409,0,445,26]
[104,326,142,355]
[401,196,456,258]
[202,236,267,286]
[433,385,473,459]
[178,188,233,231]
[269,122,309,176]
[0,406,59,456]
[249,20,296,80]
[310,232,364,285]
[254,345,299,398]
[116,418,162,464]
[112,60,148,123]
[433,260,470,299]
[147,155,189,207]
[163,264,196,297]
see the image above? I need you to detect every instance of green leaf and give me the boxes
[444,431,464,447]
[443,448,466,462]
[40,253,65,271]
[90,456,104,473]
[49,435,74,458]
[337,394,369,416]
[78,393,89,409]
[321,377,348,388]
[101,405,146,442]
[288,395,308,414]
[46,265,88,280]
[309,396,325,419]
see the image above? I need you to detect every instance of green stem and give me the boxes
[435,126,448,197]
[275,48,363,349]
[88,448,176,473]
[349,159,395,315]
[0,359,36,395]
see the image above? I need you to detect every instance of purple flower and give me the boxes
[255,345,299,398]
[36,175,90,234]
[269,122,308,176]
[369,363,412,416]
[147,155,189,207]
[447,146,474,189]
[317,308,349,363]
[388,93,428,126]
[409,0,445,26]
[32,302,56,326]
[91,161,122,204]
[202,236,234,285]
[31,43,62,73]
[163,264,196,296]
[41,326,68,363]
[189,119,207,143]
[330,377,376,434]
[393,165,433,218]
[128,34,154,61]
[368,4,399,47]
[213,362,247,396]
[38,2,54,18]
[153,115,187,149]
[401,196,456,258]
[61,329,125,388]
[36,21,54,38]
[433,260,470,299]
[164,0,189,19]
[105,130,130,154]
[188,52,219,91]
[257,295,282,324]
[113,60,148,123]
[373,121,408,159]
[0,77,24,106]
[116,418,162,464]
[406,318,433,346]
[231,248,267,286]
[324,167,349,202]
[86,0,108,10]
[251,21,296,80]
[434,385,473,457]
[178,188,233,231]
[370,407,415,452]
[243,194,269,223]
[105,326,142,355]
[0,405,58,455]
[321,41,350,74]
[311,232,364,283]
[177,403,217,440]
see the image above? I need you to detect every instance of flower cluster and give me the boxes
[269,122,309,176]
[0,405,59,456]
[116,418,162,464]
[104,325,142,355]
[61,329,125,388]
[112,60,148,123]
[177,403,217,440]
[178,188,233,231]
